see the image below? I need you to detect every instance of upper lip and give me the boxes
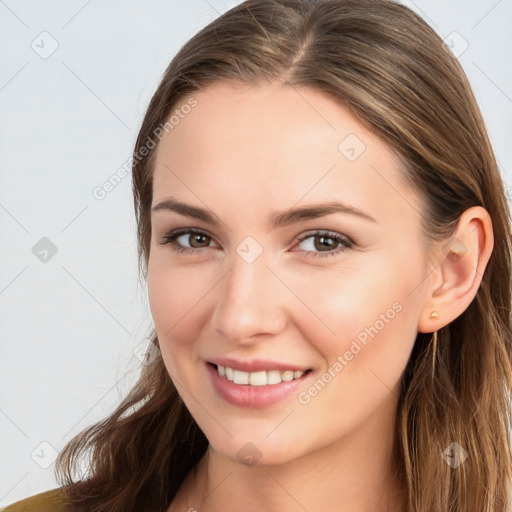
[207,357,311,373]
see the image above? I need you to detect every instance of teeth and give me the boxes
[216,365,306,385]
[282,370,294,382]
[249,371,266,386]
[233,370,249,385]
[266,370,282,385]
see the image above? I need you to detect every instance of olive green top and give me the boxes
[1,488,70,512]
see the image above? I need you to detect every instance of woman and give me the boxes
[4,0,511,511]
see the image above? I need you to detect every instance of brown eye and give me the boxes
[296,231,353,258]
[158,228,215,255]
[186,233,210,248]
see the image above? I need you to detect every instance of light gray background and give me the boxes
[0,0,511,506]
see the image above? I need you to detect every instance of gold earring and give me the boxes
[430,310,440,320]
[431,330,438,375]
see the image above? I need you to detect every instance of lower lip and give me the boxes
[206,362,313,409]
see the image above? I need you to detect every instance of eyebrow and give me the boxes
[151,197,377,227]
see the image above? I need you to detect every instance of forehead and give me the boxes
[152,81,422,228]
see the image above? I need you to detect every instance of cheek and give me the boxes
[288,262,392,330]
[147,258,206,333]
[290,254,420,374]
[147,260,202,366]
[146,259,225,381]
[292,281,417,434]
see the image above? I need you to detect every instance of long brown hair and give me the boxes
[55,1,512,510]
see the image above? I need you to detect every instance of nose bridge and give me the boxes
[212,246,285,342]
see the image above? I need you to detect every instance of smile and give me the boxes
[206,361,314,408]
[216,364,309,386]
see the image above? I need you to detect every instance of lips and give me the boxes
[207,357,311,373]
[206,360,314,408]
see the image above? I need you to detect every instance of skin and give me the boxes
[146,80,494,512]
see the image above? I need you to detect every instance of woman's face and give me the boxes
[147,81,431,465]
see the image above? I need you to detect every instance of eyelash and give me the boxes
[158,227,354,259]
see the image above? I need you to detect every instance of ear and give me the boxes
[417,206,494,333]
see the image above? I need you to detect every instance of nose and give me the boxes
[211,248,287,345]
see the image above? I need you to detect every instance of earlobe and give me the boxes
[418,206,494,333]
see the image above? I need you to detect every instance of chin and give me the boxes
[207,430,308,468]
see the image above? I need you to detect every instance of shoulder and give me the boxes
[1,487,71,512]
